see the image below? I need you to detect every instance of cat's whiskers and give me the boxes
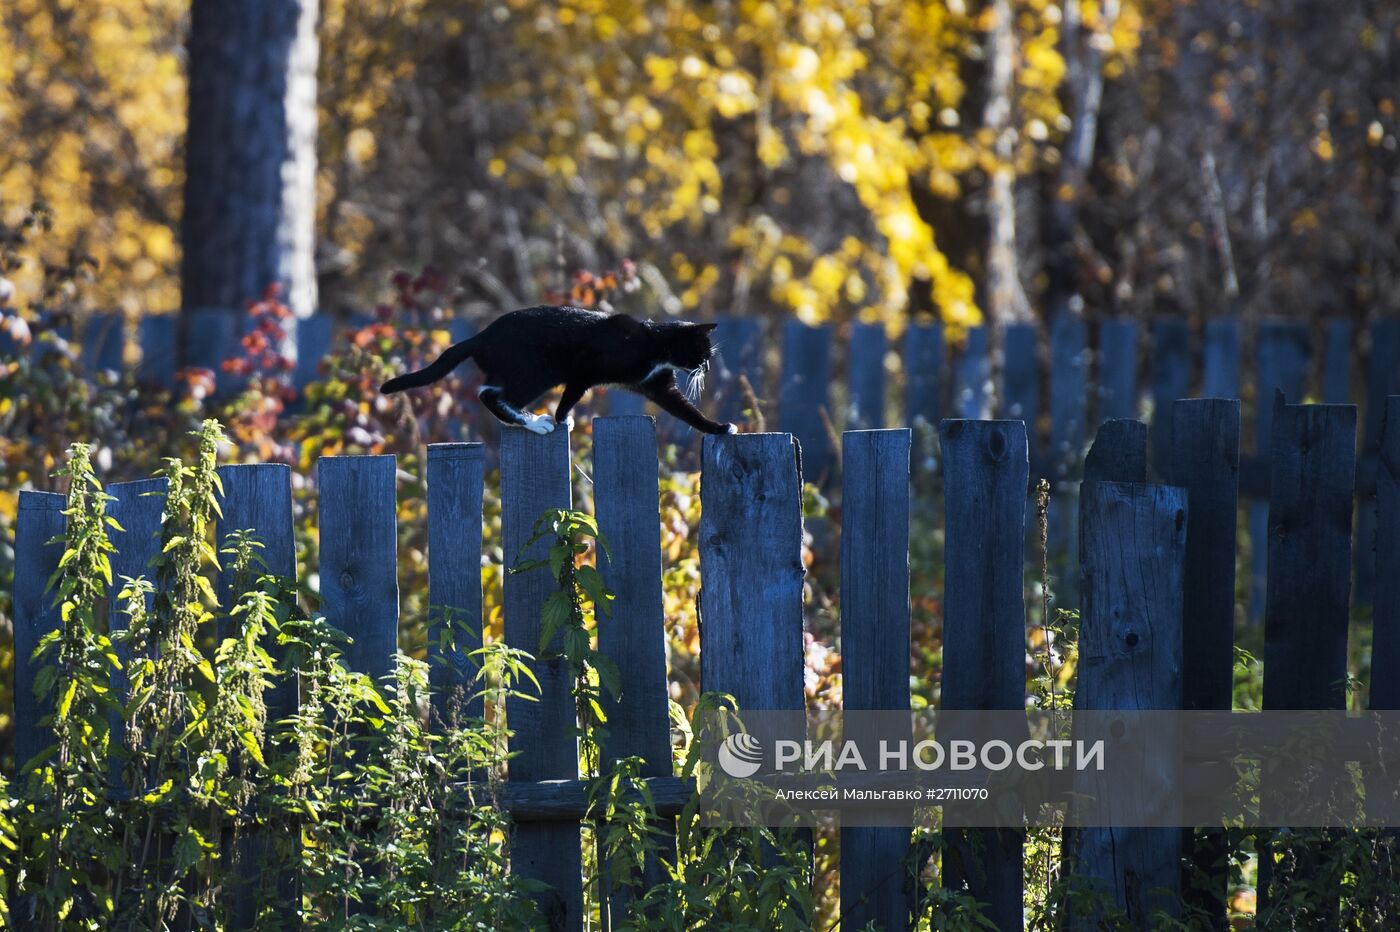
[683,364,706,401]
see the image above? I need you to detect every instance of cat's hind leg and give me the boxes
[479,386,555,434]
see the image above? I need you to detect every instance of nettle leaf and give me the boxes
[565,626,590,662]
[56,680,77,721]
[142,779,175,804]
[575,565,612,611]
[33,665,57,701]
[238,729,266,766]
[539,591,571,653]
[593,654,622,699]
[173,827,207,873]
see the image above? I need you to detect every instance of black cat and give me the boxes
[380,305,736,435]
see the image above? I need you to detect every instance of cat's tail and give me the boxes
[380,337,477,393]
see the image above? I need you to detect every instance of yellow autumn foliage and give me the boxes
[2,0,1142,329]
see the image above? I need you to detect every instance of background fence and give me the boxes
[11,390,1400,928]
[19,308,1400,621]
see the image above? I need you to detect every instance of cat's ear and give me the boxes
[690,322,719,334]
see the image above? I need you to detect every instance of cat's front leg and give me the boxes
[640,380,736,435]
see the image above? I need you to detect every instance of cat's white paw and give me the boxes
[557,414,575,432]
[522,413,555,435]
[724,423,739,435]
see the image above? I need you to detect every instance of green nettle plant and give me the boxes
[6,426,544,930]
[512,509,816,930]
[28,440,123,929]
[513,508,618,773]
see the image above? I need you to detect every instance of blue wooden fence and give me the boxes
[10,388,1400,928]
[9,307,1400,624]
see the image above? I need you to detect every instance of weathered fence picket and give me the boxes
[1071,480,1187,929]
[426,442,486,719]
[1050,316,1089,478]
[1002,323,1038,437]
[1049,316,1089,603]
[215,463,299,930]
[82,313,125,376]
[106,476,168,713]
[1170,399,1240,928]
[1358,318,1400,604]
[217,463,299,720]
[1257,401,1356,915]
[1096,318,1139,423]
[950,326,990,420]
[903,320,943,432]
[1365,396,1400,844]
[1322,319,1353,405]
[940,420,1029,931]
[1083,419,1146,485]
[185,307,239,374]
[500,427,584,930]
[838,429,913,931]
[1248,323,1310,620]
[593,417,675,923]
[12,491,66,771]
[712,316,762,426]
[1262,401,1356,712]
[778,321,834,482]
[318,455,398,682]
[1170,400,1240,713]
[698,433,805,710]
[848,322,887,432]
[293,313,334,389]
[1149,317,1190,479]
[697,431,810,904]
[1202,318,1240,401]
[136,315,177,387]
[1373,396,1400,713]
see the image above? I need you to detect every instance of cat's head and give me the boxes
[660,321,719,372]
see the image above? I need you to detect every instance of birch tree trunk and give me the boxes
[1046,0,1119,321]
[180,0,319,361]
[984,0,1032,326]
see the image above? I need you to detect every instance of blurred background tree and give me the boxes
[3,0,1399,334]
[181,0,320,345]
